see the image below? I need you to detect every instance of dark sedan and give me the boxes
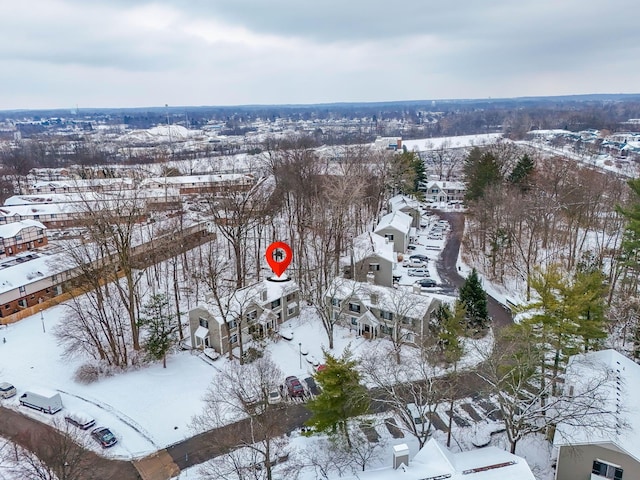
[91,427,118,448]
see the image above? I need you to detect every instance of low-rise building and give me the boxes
[326,278,440,342]
[331,438,535,479]
[346,232,396,287]
[374,210,413,253]
[188,278,300,356]
[424,180,466,204]
[0,220,47,258]
[388,194,422,228]
[554,349,640,480]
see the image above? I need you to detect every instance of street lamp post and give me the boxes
[40,309,45,333]
[298,342,302,369]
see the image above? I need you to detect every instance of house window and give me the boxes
[228,319,237,329]
[380,324,392,336]
[350,317,358,326]
[230,334,238,344]
[287,304,296,316]
[4,305,10,310]
[271,299,281,309]
[331,298,340,306]
[246,310,258,321]
[199,317,209,329]
[19,286,26,294]
[348,302,361,313]
[384,234,394,241]
[381,311,393,321]
[592,460,623,479]
[369,263,380,271]
[18,299,27,308]
[286,292,295,302]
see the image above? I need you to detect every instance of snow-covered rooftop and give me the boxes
[335,438,534,479]
[554,349,640,462]
[0,251,64,295]
[352,232,395,264]
[374,211,412,234]
[388,194,421,213]
[199,277,299,324]
[0,219,46,239]
[328,278,437,320]
[426,180,466,191]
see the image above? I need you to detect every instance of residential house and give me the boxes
[141,173,256,196]
[424,180,466,204]
[326,278,441,343]
[554,349,640,480]
[388,194,422,228]
[374,210,413,254]
[331,438,535,480]
[0,220,47,258]
[188,278,300,356]
[345,232,396,287]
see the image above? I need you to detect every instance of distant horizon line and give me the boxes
[3,92,640,114]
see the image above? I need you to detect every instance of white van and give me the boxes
[408,268,430,277]
[19,388,63,414]
[0,382,16,399]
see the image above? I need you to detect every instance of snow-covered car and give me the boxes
[203,348,220,361]
[65,411,96,430]
[409,254,429,262]
[408,268,430,277]
[267,390,282,405]
[279,330,294,341]
[403,259,427,268]
[0,382,16,399]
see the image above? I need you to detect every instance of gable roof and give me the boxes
[327,278,437,320]
[351,232,395,264]
[374,210,412,235]
[0,220,46,239]
[199,278,299,325]
[554,349,640,462]
[388,194,421,213]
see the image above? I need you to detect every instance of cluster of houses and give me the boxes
[0,173,256,228]
[527,128,640,160]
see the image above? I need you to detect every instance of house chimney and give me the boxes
[393,444,410,469]
[370,292,378,305]
[260,288,267,302]
[366,272,375,285]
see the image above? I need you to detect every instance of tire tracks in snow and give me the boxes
[56,389,161,450]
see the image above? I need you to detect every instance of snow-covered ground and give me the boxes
[402,133,503,152]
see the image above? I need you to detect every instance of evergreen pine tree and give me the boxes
[458,268,489,331]
[507,154,535,191]
[463,148,502,201]
[138,294,179,368]
[306,348,369,448]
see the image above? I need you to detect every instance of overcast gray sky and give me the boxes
[2,0,639,110]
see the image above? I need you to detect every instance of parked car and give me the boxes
[91,427,117,448]
[303,377,320,396]
[267,390,282,405]
[409,254,429,262]
[408,268,430,277]
[403,259,427,268]
[417,278,437,288]
[0,382,16,399]
[65,411,96,430]
[407,244,418,251]
[19,389,63,414]
[285,376,305,398]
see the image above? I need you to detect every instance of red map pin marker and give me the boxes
[265,242,292,277]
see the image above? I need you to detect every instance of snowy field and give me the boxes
[402,133,503,152]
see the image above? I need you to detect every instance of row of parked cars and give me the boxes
[268,375,320,404]
[0,381,117,448]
